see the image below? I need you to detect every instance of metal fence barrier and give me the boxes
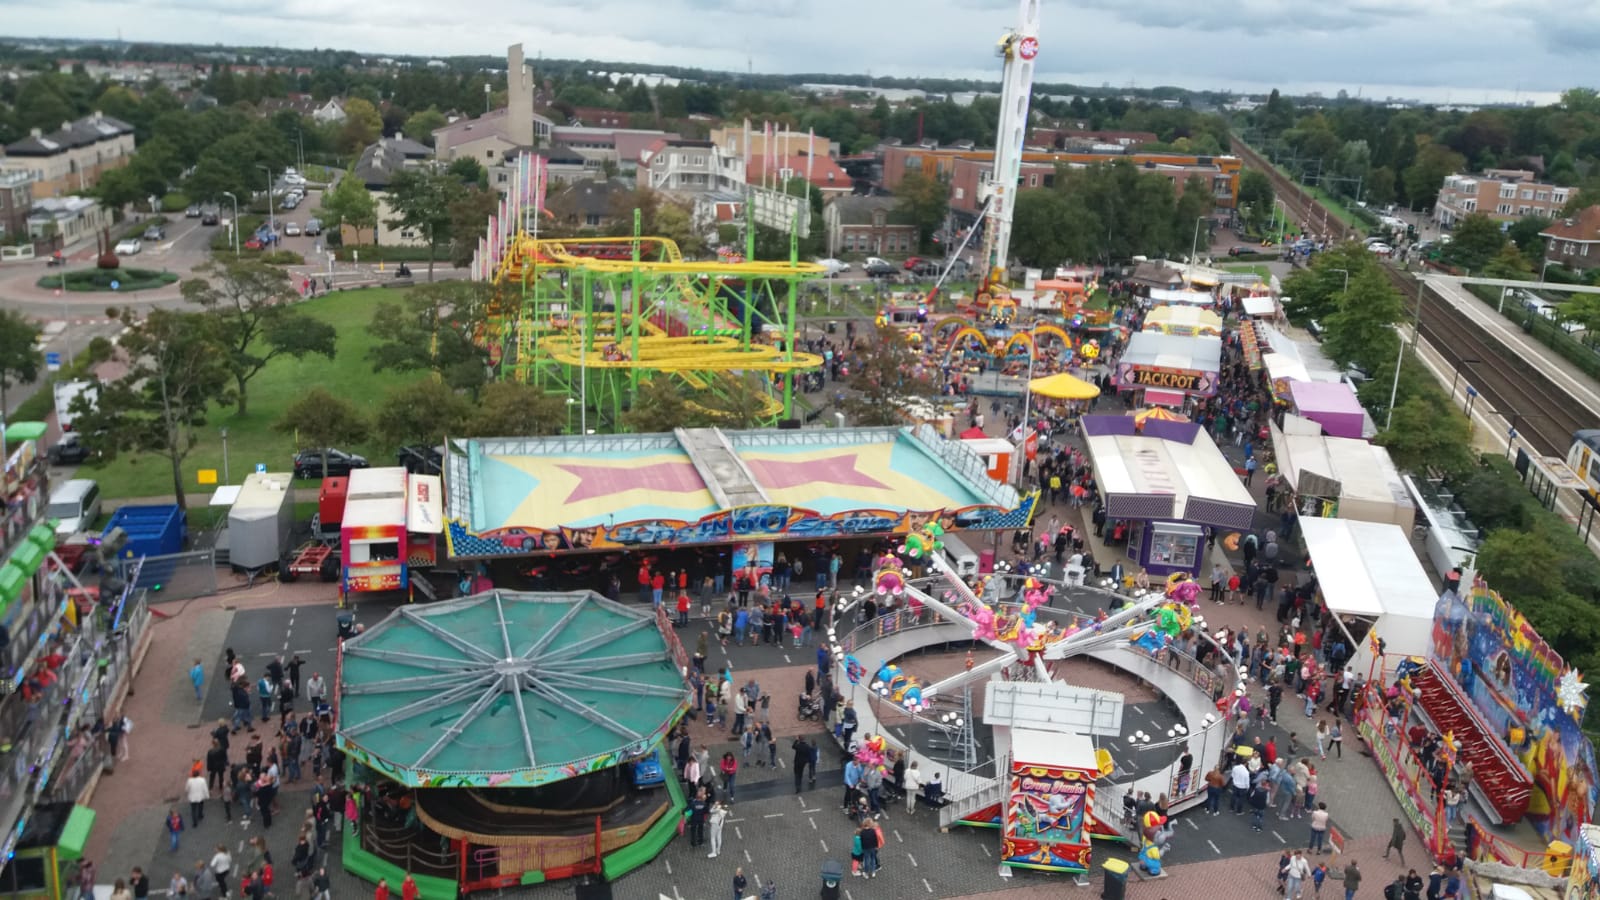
[117,550,217,601]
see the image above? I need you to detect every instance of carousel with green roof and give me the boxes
[335,589,691,894]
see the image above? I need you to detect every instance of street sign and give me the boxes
[197,469,218,485]
[44,352,61,372]
[255,463,267,474]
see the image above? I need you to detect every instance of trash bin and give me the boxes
[1102,857,1129,900]
[827,321,837,334]
[820,859,844,900]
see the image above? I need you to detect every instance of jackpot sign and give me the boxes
[1115,362,1216,397]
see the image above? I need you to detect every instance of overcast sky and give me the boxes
[7,0,1596,105]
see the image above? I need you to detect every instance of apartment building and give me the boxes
[1435,169,1570,227]
[0,112,136,198]
[0,170,32,242]
[636,138,744,193]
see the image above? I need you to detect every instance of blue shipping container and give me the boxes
[103,504,187,559]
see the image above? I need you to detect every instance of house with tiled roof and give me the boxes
[823,195,917,257]
[0,112,136,198]
[344,135,434,248]
[1540,205,1600,273]
[747,152,854,198]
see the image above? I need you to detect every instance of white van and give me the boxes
[940,533,980,578]
[49,479,101,537]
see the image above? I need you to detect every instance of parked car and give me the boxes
[185,205,202,218]
[114,239,141,255]
[1366,242,1393,256]
[903,256,927,271]
[814,257,849,277]
[911,259,943,277]
[280,195,301,211]
[284,222,302,237]
[283,172,307,187]
[47,435,90,466]
[292,448,370,480]
[864,256,891,269]
[143,225,165,241]
[201,211,220,226]
[304,218,323,237]
[865,259,896,278]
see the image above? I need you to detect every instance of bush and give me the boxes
[37,267,179,292]
[260,250,305,266]
[161,192,191,213]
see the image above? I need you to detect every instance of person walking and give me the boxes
[208,846,232,899]
[190,660,206,703]
[731,868,747,900]
[1384,818,1407,863]
[311,868,330,900]
[790,736,812,793]
[1285,850,1312,900]
[863,764,884,816]
[903,761,923,814]
[719,752,738,800]
[185,771,210,828]
[1309,802,1330,853]
[1403,870,1424,900]
[165,809,184,854]
[1329,720,1343,759]
[707,800,727,859]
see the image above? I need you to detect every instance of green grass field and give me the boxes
[1219,263,1274,281]
[79,288,407,500]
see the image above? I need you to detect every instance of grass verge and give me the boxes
[76,287,405,500]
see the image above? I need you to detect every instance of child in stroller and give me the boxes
[797,690,821,721]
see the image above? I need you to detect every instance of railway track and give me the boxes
[1230,137,1588,456]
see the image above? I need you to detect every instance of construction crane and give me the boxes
[975,0,1040,297]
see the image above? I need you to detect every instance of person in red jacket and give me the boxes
[676,592,691,627]
[637,565,651,604]
[651,572,666,606]
[401,874,418,900]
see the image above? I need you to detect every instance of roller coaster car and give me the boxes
[629,750,666,789]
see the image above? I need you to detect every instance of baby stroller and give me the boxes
[797,690,821,721]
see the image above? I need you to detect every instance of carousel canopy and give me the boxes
[1028,371,1101,401]
[336,590,688,787]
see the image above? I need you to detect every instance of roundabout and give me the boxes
[37,267,180,293]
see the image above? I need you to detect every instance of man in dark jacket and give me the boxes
[791,736,814,793]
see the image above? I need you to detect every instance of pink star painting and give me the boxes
[556,461,708,504]
[744,451,892,492]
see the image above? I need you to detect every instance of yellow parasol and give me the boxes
[1027,371,1101,401]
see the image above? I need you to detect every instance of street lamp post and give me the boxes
[220,427,230,484]
[1385,278,1427,430]
[1540,257,1554,284]
[1274,199,1288,244]
[1449,357,1481,398]
[255,165,275,233]
[222,191,240,256]
[1504,412,1548,460]
[1190,215,1208,266]
[1329,267,1349,295]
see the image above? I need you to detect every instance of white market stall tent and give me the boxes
[1297,517,1439,676]
[1271,419,1415,530]
[1147,287,1215,306]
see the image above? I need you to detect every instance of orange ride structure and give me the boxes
[482,215,825,429]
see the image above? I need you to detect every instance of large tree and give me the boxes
[273,388,370,479]
[70,311,232,510]
[374,379,471,448]
[894,171,949,254]
[462,381,569,437]
[385,168,467,280]
[317,170,379,244]
[841,323,938,426]
[1321,265,1406,376]
[181,259,338,416]
[366,281,492,395]
[1375,396,1474,477]
[1443,212,1509,273]
[0,310,43,413]
[447,187,499,268]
